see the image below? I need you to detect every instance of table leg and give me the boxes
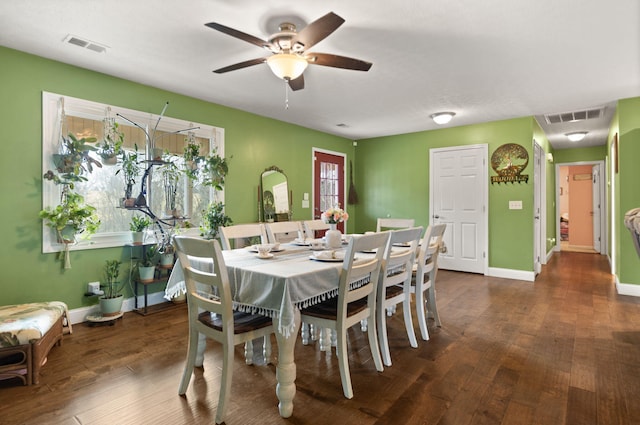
[275,309,301,418]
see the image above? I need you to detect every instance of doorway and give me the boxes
[556,162,605,254]
[312,149,346,233]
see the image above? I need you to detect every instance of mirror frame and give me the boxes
[260,165,290,222]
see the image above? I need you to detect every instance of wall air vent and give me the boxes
[63,35,108,54]
[544,107,603,125]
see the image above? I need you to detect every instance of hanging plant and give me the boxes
[98,119,124,165]
[200,201,232,239]
[51,133,102,185]
[116,145,141,206]
[39,189,100,269]
[201,153,229,190]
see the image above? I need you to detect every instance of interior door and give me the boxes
[592,164,601,253]
[430,145,487,274]
[533,142,542,274]
[313,150,346,233]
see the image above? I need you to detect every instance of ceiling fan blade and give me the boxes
[205,22,272,50]
[306,53,372,71]
[291,12,345,50]
[288,74,305,91]
[213,57,268,74]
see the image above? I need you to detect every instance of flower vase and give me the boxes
[326,223,342,249]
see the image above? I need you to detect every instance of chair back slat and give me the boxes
[174,236,233,320]
[265,221,303,243]
[376,218,415,232]
[381,226,423,289]
[416,224,446,285]
[219,223,267,250]
[338,232,389,307]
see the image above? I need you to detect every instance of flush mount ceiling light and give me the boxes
[566,131,588,142]
[431,112,456,125]
[266,54,308,80]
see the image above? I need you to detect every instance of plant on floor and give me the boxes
[101,259,124,298]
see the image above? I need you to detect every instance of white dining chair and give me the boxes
[173,236,275,425]
[219,223,267,250]
[411,223,446,340]
[376,218,415,232]
[376,226,423,367]
[299,232,390,399]
[302,219,331,239]
[265,221,303,243]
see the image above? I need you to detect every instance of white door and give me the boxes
[592,164,601,253]
[430,145,487,274]
[533,142,542,274]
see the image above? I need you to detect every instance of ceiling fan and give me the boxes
[205,12,372,91]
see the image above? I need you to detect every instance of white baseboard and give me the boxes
[67,292,170,324]
[487,267,535,282]
[616,279,640,297]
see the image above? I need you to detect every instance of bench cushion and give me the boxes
[0,302,67,347]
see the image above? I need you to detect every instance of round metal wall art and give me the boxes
[490,143,530,184]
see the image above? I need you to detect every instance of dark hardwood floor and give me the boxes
[2,251,640,425]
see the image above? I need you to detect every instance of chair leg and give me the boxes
[336,327,353,399]
[301,322,310,345]
[428,286,441,327]
[377,302,393,367]
[263,336,272,364]
[178,328,200,395]
[415,288,430,341]
[244,340,253,365]
[402,297,418,348]
[215,342,234,425]
[367,310,384,373]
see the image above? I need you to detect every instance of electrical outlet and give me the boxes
[509,200,523,210]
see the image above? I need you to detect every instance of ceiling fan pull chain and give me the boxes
[284,80,289,110]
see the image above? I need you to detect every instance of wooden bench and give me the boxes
[0,302,71,385]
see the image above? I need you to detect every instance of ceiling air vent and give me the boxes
[63,35,108,54]
[544,107,603,125]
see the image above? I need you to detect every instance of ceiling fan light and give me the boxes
[431,112,456,125]
[566,131,588,142]
[266,54,308,80]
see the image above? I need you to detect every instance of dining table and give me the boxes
[165,239,373,418]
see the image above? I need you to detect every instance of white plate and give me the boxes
[256,253,274,259]
[291,240,310,246]
[309,256,344,262]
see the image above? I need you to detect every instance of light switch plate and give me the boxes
[302,200,309,208]
[509,200,523,210]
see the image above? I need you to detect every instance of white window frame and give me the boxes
[41,91,225,253]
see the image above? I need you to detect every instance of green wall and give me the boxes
[3,45,638,311]
[355,117,545,272]
[554,145,607,163]
[0,46,354,308]
[617,97,640,285]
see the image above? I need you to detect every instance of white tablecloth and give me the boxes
[165,244,360,337]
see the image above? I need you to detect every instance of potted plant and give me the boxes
[99,259,124,316]
[116,146,141,207]
[158,228,176,267]
[159,153,181,217]
[129,214,152,245]
[98,119,124,165]
[183,140,201,179]
[52,133,102,182]
[39,189,100,269]
[201,153,229,190]
[200,201,232,240]
[138,244,160,282]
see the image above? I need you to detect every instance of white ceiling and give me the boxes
[1,0,638,150]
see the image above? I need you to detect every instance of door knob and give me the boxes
[434,215,440,219]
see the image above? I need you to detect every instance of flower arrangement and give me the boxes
[321,206,349,224]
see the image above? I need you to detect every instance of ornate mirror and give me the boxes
[261,166,290,222]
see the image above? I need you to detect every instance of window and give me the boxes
[41,92,224,253]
